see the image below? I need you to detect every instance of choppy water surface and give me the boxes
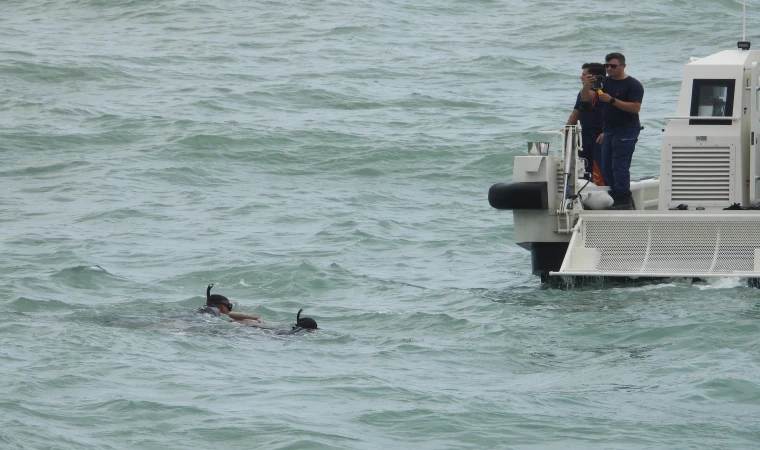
[2,1,760,448]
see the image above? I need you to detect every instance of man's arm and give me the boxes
[228,312,263,322]
[579,75,595,102]
[597,93,641,113]
[567,109,579,126]
[615,100,641,114]
[598,80,643,114]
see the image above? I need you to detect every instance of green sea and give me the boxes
[2,0,760,448]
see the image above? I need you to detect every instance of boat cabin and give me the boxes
[659,48,760,209]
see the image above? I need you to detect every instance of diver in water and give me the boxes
[198,284,263,323]
[237,308,318,334]
[274,308,318,335]
[293,308,318,331]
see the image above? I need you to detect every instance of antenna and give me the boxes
[738,0,751,50]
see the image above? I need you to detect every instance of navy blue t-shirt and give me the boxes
[573,92,603,130]
[602,76,644,128]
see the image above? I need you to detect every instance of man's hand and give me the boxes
[596,132,604,144]
[242,318,264,324]
[581,74,595,89]
[580,75,596,102]
[598,93,613,103]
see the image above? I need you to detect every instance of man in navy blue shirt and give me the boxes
[581,52,644,209]
[567,62,605,182]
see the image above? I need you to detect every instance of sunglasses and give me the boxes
[604,63,620,68]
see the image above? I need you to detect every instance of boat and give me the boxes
[488,39,760,286]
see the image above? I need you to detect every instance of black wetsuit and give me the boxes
[197,305,221,316]
[275,326,315,335]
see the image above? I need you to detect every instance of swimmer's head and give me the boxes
[206,284,233,312]
[294,308,318,330]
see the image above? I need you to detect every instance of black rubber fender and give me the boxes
[488,182,548,210]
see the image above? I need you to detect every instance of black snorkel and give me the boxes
[206,284,233,311]
[294,308,318,330]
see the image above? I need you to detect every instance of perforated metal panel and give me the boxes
[666,146,734,206]
[558,213,760,276]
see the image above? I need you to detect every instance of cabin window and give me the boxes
[689,79,735,125]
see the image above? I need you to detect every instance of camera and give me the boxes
[592,75,604,91]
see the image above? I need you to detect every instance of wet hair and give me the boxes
[206,284,232,310]
[294,308,318,330]
[605,52,626,64]
[582,62,605,77]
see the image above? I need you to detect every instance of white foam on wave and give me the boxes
[696,277,744,290]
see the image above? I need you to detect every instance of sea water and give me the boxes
[2,1,760,448]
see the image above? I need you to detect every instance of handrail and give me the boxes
[665,116,740,121]
[559,124,583,216]
[537,130,564,156]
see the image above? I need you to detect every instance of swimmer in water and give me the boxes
[294,308,317,330]
[198,284,263,323]
[273,308,318,335]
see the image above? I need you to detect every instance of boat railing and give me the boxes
[665,116,741,122]
[537,130,563,157]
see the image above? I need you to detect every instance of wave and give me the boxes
[0,60,143,83]
[0,159,90,177]
[8,297,70,312]
[74,207,169,224]
[51,265,126,290]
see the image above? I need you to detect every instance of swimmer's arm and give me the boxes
[228,312,263,323]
